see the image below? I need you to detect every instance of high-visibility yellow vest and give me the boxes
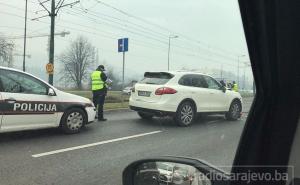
[91,71,104,91]
[232,84,239,92]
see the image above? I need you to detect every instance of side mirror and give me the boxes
[48,88,56,96]
[221,86,226,93]
[122,157,230,185]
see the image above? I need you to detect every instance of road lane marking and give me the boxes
[206,119,223,124]
[32,130,162,158]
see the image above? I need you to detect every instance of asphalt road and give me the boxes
[0,97,253,185]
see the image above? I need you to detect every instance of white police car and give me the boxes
[0,66,96,134]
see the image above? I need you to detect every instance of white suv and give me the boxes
[129,71,243,126]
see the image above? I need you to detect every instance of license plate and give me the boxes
[138,91,151,97]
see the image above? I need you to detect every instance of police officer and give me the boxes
[91,65,108,121]
[232,81,239,92]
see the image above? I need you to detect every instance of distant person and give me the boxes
[91,65,108,121]
[227,82,232,90]
[232,81,239,92]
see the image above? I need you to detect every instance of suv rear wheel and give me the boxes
[174,101,196,126]
[138,112,153,120]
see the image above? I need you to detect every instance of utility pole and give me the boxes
[35,0,79,85]
[253,80,256,95]
[220,64,223,79]
[96,49,99,66]
[22,0,28,72]
[237,55,245,85]
[48,0,56,85]
[243,66,246,90]
[167,35,178,71]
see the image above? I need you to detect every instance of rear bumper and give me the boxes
[130,106,175,116]
[129,96,178,112]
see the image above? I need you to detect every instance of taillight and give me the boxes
[155,87,177,95]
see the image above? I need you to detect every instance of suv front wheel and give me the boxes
[174,101,196,127]
[225,100,242,121]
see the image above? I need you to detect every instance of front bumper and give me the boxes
[85,107,96,123]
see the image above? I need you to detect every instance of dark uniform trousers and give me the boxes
[92,89,106,119]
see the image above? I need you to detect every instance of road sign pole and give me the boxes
[122,51,125,88]
[118,37,128,101]
[167,37,171,71]
[121,51,125,105]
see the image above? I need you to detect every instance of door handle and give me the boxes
[5,98,16,104]
[209,92,214,94]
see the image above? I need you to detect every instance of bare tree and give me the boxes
[59,36,96,89]
[0,36,14,67]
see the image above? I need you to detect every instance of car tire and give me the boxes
[225,100,242,121]
[174,101,196,127]
[61,108,87,134]
[137,112,153,120]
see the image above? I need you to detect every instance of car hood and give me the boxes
[55,90,92,104]
[226,89,242,98]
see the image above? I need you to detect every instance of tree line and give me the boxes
[0,36,14,67]
[58,36,130,90]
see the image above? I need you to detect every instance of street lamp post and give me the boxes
[167,35,178,71]
[243,62,251,90]
[237,55,245,85]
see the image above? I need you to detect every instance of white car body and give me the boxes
[0,66,96,133]
[122,87,132,95]
[129,71,242,124]
[157,163,175,183]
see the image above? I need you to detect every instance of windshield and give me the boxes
[0,0,253,185]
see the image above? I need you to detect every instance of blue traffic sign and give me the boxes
[118,38,128,52]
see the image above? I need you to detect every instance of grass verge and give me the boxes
[104,102,129,110]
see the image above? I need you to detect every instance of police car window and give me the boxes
[0,70,48,95]
[204,76,222,90]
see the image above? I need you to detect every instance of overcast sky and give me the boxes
[0,0,251,83]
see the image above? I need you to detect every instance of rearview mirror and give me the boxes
[122,157,229,185]
[48,88,56,96]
